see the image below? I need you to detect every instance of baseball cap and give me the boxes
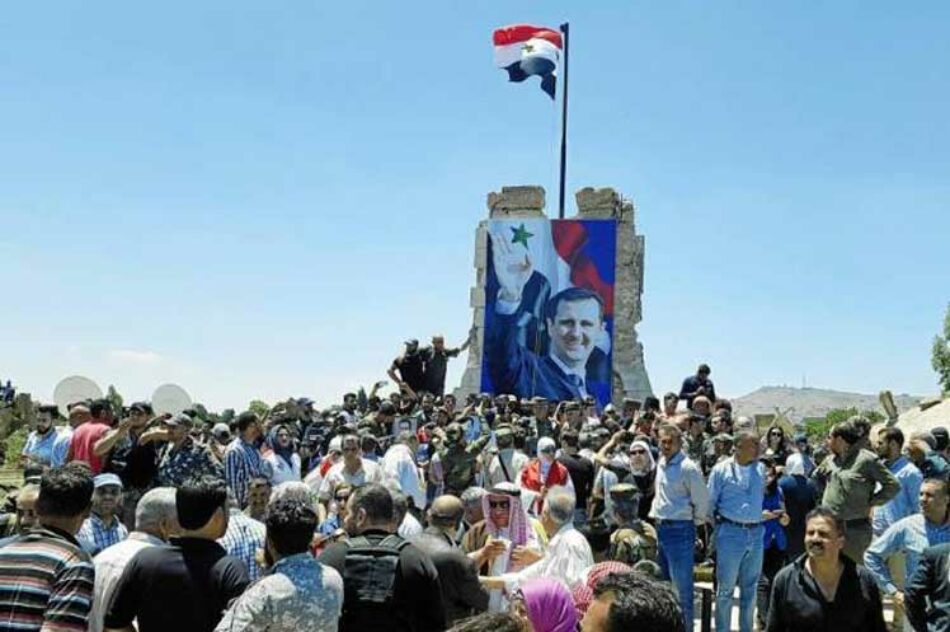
[212,423,231,441]
[129,402,153,414]
[932,427,949,451]
[538,437,557,454]
[328,436,344,454]
[94,473,123,489]
[163,413,193,428]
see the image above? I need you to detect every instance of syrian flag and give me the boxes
[493,24,562,99]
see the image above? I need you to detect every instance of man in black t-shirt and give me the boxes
[104,476,249,632]
[388,340,426,394]
[557,429,594,527]
[318,484,445,632]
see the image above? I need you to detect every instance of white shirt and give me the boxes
[398,513,424,539]
[487,450,530,487]
[318,459,386,500]
[503,522,594,590]
[382,444,425,511]
[88,532,163,632]
[266,451,302,485]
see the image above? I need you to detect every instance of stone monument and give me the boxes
[456,185,653,403]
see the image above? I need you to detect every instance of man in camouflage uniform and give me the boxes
[684,414,707,464]
[143,413,223,487]
[607,484,657,565]
[433,422,491,497]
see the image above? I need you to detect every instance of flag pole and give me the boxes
[557,22,570,220]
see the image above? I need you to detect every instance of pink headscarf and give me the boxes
[520,578,578,632]
[482,483,529,547]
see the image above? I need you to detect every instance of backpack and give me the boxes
[342,534,410,630]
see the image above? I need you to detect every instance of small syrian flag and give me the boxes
[493,24,562,100]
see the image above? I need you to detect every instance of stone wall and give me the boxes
[456,185,653,403]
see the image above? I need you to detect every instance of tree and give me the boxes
[247,400,270,419]
[932,302,950,395]
[805,407,885,441]
[106,385,124,415]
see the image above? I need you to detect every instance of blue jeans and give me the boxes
[714,523,764,632]
[657,520,696,629]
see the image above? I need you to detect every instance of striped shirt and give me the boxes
[224,439,268,508]
[217,510,266,582]
[0,526,95,631]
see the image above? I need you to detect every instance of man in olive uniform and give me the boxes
[684,414,707,464]
[435,422,492,497]
[814,418,901,563]
[607,483,657,565]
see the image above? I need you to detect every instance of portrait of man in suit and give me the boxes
[484,224,613,407]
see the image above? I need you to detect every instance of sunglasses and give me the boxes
[488,501,510,510]
[629,449,647,455]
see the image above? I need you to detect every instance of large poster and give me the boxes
[481,218,617,408]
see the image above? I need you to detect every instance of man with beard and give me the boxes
[486,425,529,488]
[21,404,60,468]
[77,474,129,556]
[871,426,923,539]
[679,364,716,410]
[462,484,540,611]
[766,507,887,632]
[94,402,160,528]
[317,484,445,632]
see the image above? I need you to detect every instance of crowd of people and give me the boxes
[1,360,949,632]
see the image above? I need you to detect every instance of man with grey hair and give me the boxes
[89,487,178,632]
[479,485,593,591]
[270,481,315,507]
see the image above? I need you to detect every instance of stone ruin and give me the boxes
[456,185,653,403]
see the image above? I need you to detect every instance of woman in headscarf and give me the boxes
[511,578,578,632]
[461,483,541,612]
[263,423,301,484]
[520,437,574,513]
[625,438,656,522]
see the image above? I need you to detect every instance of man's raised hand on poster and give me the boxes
[489,229,533,304]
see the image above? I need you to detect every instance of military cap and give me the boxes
[608,483,640,501]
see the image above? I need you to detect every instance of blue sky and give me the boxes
[3,1,948,410]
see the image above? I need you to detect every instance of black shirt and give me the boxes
[318,529,446,632]
[412,528,489,625]
[766,554,887,632]
[106,433,158,490]
[393,352,426,394]
[558,453,595,508]
[104,537,249,632]
[420,347,460,396]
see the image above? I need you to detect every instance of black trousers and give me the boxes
[756,546,787,627]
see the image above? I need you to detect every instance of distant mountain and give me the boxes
[731,386,924,424]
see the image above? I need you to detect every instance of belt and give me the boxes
[843,517,871,527]
[717,515,762,529]
[655,518,692,526]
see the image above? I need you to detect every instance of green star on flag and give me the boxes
[510,223,534,248]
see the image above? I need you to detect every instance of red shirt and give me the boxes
[67,421,110,474]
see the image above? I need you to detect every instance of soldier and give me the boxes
[433,422,491,497]
[607,483,657,565]
[684,414,707,464]
[813,418,900,563]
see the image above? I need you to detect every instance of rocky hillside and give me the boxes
[731,386,923,423]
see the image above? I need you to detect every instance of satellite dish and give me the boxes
[53,376,103,416]
[151,383,192,417]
